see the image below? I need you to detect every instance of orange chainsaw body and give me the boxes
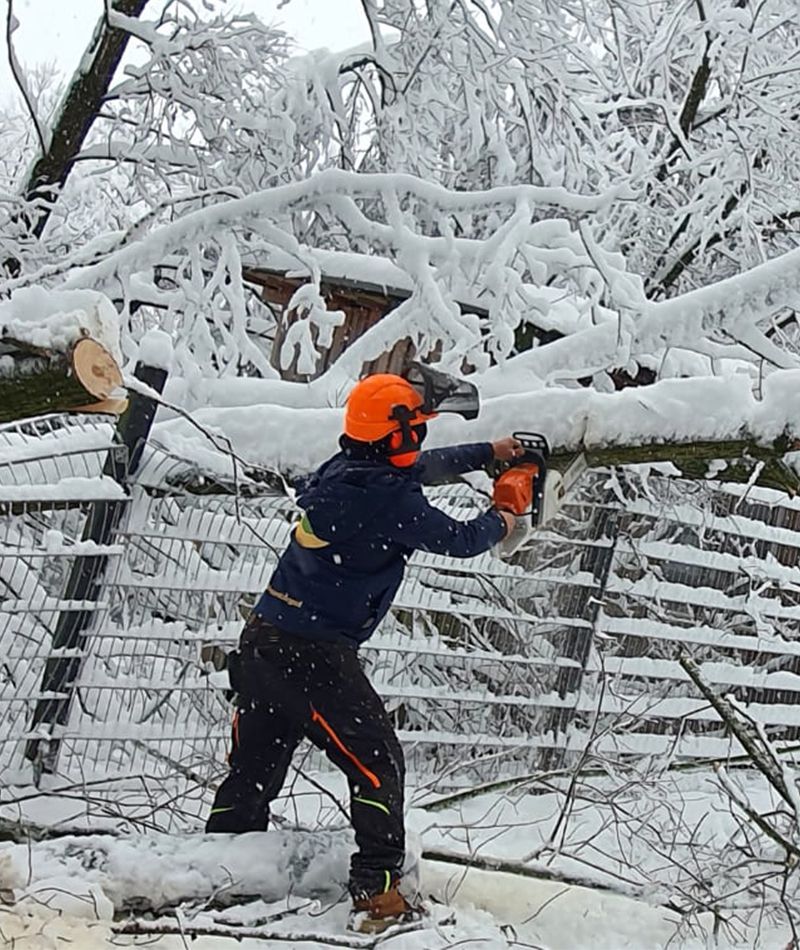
[491,432,550,527]
[493,462,541,516]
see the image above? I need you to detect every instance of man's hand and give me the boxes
[496,509,516,538]
[492,436,524,462]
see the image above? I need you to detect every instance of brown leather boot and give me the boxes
[349,884,420,934]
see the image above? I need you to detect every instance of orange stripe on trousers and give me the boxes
[226,709,240,765]
[310,708,381,789]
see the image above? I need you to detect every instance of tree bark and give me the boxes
[18,0,150,243]
[0,815,119,843]
[0,337,125,422]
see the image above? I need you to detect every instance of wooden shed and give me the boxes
[242,248,508,382]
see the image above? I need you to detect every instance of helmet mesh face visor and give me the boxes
[404,362,479,420]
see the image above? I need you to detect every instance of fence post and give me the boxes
[539,502,620,771]
[25,349,169,780]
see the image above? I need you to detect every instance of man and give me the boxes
[207,368,520,932]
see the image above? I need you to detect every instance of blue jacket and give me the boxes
[254,442,506,646]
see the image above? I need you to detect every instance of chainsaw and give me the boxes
[491,432,586,557]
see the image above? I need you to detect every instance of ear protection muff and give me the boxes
[389,428,420,451]
[387,423,427,468]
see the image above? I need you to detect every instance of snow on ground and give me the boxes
[0,766,795,948]
[0,849,785,949]
[0,839,721,950]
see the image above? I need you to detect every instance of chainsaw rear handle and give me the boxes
[513,431,550,462]
[487,431,550,478]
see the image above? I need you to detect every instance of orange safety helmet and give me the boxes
[343,374,437,466]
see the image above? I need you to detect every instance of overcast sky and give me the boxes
[1,0,370,107]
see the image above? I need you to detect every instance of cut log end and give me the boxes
[71,338,123,399]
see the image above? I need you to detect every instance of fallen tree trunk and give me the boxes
[550,433,800,496]
[0,336,125,422]
[0,819,691,925]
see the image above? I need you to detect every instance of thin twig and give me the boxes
[112,917,379,947]
[5,0,48,155]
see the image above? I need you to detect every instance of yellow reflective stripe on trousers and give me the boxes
[353,796,391,817]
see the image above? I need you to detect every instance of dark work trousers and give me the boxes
[206,617,406,898]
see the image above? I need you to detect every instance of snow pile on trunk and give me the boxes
[0,829,352,910]
[0,286,121,363]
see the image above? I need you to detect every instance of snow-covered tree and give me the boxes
[3,1,799,414]
[350,1,800,299]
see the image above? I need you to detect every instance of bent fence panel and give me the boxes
[2,415,800,829]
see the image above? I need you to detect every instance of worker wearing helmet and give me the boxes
[207,371,520,932]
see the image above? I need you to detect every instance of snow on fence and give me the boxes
[2,414,800,829]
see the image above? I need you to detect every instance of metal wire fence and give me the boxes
[3,414,800,830]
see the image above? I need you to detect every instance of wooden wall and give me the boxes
[243,268,415,381]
